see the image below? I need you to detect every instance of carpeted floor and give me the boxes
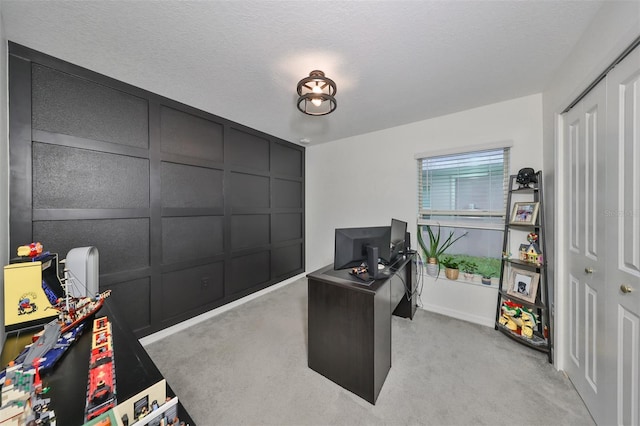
[145,278,594,426]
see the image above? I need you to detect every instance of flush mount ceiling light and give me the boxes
[296,70,337,116]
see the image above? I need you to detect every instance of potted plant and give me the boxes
[460,260,477,281]
[478,265,493,285]
[417,225,467,277]
[440,256,460,280]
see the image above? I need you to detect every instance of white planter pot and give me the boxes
[426,262,439,277]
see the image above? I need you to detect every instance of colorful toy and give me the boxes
[0,355,57,424]
[519,239,543,265]
[499,300,538,338]
[17,242,43,258]
[85,316,117,421]
[516,167,537,188]
[2,247,111,383]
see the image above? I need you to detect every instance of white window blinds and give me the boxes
[417,147,510,230]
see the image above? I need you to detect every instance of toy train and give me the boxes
[85,316,117,421]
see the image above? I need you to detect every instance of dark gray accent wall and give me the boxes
[8,43,305,337]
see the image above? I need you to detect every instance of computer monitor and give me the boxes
[334,226,391,270]
[389,218,407,263]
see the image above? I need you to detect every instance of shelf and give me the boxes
[495,323,550,352]
[505,258,544,269]
[507,222,543,230]
[510,186,539,193]
[498,290,548,309]
[496,171,552,363]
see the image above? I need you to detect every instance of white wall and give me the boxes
[542,1,640,370]
[306,94,543,326]
[0,4,8,347]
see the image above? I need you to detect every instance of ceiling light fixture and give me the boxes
[296,70,337,116]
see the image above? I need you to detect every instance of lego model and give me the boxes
[15,320,61,369]
[498,300,539,339]
[0,301,92,386]
[16,242,43,258]
[50,261,111,336]
[4,253,61,329]
[34,322,86,373]
[516,167,538,188]
[5,245,110,337]
[0,358,56,425]
[0,320,56,385]
[85,316,117,421]
[0,248,110,384]
[519,232,543,265]
[1,319,84,378]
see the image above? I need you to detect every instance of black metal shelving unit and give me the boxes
[494,171,553,363]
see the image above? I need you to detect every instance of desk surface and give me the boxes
[1,299,195,426]
[308,255,413,294]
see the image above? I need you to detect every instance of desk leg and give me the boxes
[308,278,390,404]
[392,255,417,319]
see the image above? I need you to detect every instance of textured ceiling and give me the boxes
[1,0,604,145]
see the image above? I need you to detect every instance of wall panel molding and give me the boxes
[8,42,305,337]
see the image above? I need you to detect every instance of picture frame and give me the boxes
[510,201,540,225]
[507,267,540,303]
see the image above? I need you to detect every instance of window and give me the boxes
[416,146,510,274]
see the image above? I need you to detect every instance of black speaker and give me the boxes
[404,231,411,252]
[366,245,381,279]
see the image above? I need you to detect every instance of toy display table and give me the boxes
[0,298,195,425]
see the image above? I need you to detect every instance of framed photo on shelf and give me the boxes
[510,201,540,225]
[507,267,540,303]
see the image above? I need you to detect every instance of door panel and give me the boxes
[563,79,607,424]
[568,113,582,253]
[569,273,580,365]
[617,307,639,426]
[606,46,640,426]
[585,283,598,392]
[584,104,600,261]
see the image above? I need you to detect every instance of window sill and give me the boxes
[419,271,498,289]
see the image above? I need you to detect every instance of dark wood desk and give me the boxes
[1,299,195,425]
[307,253,417,404]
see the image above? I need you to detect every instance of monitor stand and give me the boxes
[367,245,382,279]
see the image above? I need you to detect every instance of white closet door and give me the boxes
[604,46,640,426]
[563,78,607,425]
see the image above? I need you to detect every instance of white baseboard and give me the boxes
[139,272,306,347]
[140,271,496,346]
[419,303,495,328]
